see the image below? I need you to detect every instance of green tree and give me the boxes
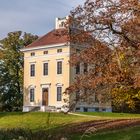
[0,31,38,111]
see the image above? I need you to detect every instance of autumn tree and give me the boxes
[0,31,38,111]
[66,0,140,112]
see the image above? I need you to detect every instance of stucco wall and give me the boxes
[23,45,70,107]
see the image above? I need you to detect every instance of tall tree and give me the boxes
[66,0,140,112]
[0,31,38,111]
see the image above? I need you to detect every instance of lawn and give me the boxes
[1,112,140,130]
[0,112,92,131]
[0,112,140,140]
[76,112,140,118]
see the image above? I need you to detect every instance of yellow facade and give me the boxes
[22,44,72,111]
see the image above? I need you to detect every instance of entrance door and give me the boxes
[42,88,48,106]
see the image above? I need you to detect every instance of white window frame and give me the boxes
[56,86,62,102]
[30,63,35,77]
[43,62,48,76]
[57,60,63,75]
[29,88,35,102]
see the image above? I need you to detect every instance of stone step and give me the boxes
[40,106,57,112]
[29,106,40,112]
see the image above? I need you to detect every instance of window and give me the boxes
[76,91,80,101]
[84,63,88,73]
[95,93,99,103]
[43,63,48,76]
[31,52,35,56]
[84,107,88,112]
[43,51,48,55]
[57,87,62,101]
[59,22,65,28]
[76,107,80,111]
[61,22,65,27]
[76,49,80,53]
[30,88,34,102]
[57,49,62,53]
[76,64,80,74]
[95,107,99,112]
[30,64,35,77]
[57,61,62,74]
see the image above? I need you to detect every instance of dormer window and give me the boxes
[57,49,62,53]
[31,52,35,56]
[44,51,48,55]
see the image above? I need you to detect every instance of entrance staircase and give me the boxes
[40,106,57,112]
[29,106,40,112]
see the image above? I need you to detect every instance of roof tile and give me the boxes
[26,28,68,48]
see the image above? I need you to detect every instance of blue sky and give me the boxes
[0,0,84,39]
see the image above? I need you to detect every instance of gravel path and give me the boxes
[68,112,98,117]
[63,118,140,134]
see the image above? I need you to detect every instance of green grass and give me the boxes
[0,112,140,140]
[76,112,140,118]
[71,126,140,140]
[0,112,140,130]
[0,112,92,131]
